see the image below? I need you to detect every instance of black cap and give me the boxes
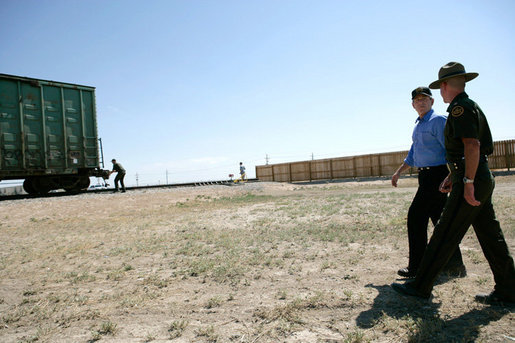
[411,86,432,100]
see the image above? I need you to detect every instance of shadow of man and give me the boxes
[356,284,512,341]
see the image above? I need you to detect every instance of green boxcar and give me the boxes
[0,73,108,194]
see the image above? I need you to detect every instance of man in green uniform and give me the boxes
[109,159,126,193]
[391,62,515,305]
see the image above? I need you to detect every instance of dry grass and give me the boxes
[0,176,514,342]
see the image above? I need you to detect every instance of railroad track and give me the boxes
[0,178,259,201]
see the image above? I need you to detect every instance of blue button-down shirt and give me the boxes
[404,109,447,168]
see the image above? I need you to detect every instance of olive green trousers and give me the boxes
[412,161,515,297]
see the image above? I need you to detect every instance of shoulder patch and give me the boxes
[451,106,464,117]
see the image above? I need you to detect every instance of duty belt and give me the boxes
[447,155,488,172]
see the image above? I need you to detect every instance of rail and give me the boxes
[0,178,259,200]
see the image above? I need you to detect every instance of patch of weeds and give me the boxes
[206,296,223,309]
[406,315,445,343]
[344,329,368,343]
[321,261,335,271]
[142,273,169,288]
[288,264,302,275]
[108,245,133,256]
[274,319,296,337]
[466,250,484,264]
[144,332,156,342]
[17,333,40,343]
[90,320,117,341]
[23,289,37,296]
[2,307,27,324]
[186,258,215,277]
[343,290,353,299]
[195,324,219,342]
[106,270,124,281]
[66,271,96,284]
[282,250,295,259]
[255,293,326,325]
[212,261,246,283]
[168,320,188,339]
[476,276,489,286]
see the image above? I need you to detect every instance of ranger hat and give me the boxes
[429,62,478,89]
[411,86,432,100]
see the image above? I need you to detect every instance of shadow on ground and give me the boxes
[356,284,513,342]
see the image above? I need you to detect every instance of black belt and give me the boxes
[417,164,447,172]
[447,155,488,172]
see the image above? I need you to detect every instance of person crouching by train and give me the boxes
[109,159,126,193]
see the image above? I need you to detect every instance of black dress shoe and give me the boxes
[475,291,515,306]
[441,265,467,278]
[391,282,430,299]
[397,268,416,278]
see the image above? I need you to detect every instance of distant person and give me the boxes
[109,159,126,192]
[392,62,515,305]
[392,87,465,279]
[239,162,246,181]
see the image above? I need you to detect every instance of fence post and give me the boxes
[288,163,292,182]
[330,159,334,180]
[506,141,512,171]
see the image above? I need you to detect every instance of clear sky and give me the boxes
[1,0,514,186]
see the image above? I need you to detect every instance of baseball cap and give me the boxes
[411,86,432,100]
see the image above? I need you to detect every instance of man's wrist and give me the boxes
[463,177,474,184]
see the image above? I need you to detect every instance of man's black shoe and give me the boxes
[397,268,416,278]
[391,282,430,299]
[442,265,467,278]
[475,291,515,306]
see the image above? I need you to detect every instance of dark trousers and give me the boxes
[407,165,464,271]
[114,173,126,191]
[413,162,515,296]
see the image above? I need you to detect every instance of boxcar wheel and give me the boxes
[33,177,51,195]
[23,178,37,195]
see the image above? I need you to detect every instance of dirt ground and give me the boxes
[0,176,514,343]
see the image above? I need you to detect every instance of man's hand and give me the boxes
[462,138,481,206]
[464,183,481,206]
[391,172,400,187]
[439,174,452,193]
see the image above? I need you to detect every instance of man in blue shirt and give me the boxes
[391,87,465,278]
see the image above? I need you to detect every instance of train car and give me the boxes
[0,73,109,194]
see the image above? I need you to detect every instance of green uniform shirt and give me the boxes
[112,162,126,174]
[444,92,493,162]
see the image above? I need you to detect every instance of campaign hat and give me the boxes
[429,62,478,89]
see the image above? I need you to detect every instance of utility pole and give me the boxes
[311,153,314,160]
[265,154,269,165]
[136,173,139,187]
[166,169,169,184]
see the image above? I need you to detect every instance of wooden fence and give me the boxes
[255,139,515,182]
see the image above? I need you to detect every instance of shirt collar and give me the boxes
[415,109,434,123]
[447,92,468,112]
